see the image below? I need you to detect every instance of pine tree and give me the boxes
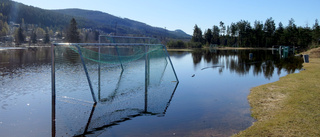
[312,19,320,45]
[44,32,50,44]
[66,18,80,43]
[31,30,37,44]
[204,29,213,45]
[15,26,25,45]
[191,24,203,43]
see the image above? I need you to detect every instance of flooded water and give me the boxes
[0,47,303,137]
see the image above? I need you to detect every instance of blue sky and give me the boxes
[13,0,320,35]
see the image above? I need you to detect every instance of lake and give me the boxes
[0,47,303,137]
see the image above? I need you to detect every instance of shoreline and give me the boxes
[167,47,274,52]
[234,47,320,136]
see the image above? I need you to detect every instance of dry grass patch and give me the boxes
[301,47,320,58]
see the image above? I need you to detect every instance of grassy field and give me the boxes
[234,48,320,136]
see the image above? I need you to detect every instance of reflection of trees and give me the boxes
[252,62,263,76]
[189,49,303,78]
[274,56,303,74]
[0,48,52,75]
[262,61,275,80]
[191,50,202,65]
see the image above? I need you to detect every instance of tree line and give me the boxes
[0,15,100,45]
[168,18,320,50]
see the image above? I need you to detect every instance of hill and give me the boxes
[0,0,191,39]
[52,9,191,39]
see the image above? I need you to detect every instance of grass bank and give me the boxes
[234,48,320,136]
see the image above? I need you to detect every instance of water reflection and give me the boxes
[0,47,304,137]
[0,47,51,77]
[190,49,303,79]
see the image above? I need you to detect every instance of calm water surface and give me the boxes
[0,47,303,137]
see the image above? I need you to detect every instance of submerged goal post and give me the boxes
[51,36,179,103]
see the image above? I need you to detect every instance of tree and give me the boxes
[31,30,37,44]
[0,20,9,37]
[14,26,25,45]
[44,31,50,44]
[204,28,213,45]
[274,22,285,45]
[286,18,298,46]
[36,27,45,39]
[253,20,264,47]
[212,25,220,45]
[312,19,320,45]
[264,17,276,46]
[94,30,100,42]
[297,26,312,48]
[219,21,226,36]
[237,20,251,46]
[66,18,80,43]
[226,25,231,36]
[230,22,238,37]
[191,24,203,43]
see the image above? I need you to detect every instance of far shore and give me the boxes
[167,47,274,52]
[1,44,278,51]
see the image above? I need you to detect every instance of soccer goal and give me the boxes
[51,36,178,103]
[51,36,179,136]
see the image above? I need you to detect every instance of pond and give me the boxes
[0,47,303,137]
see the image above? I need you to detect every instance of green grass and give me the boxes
[234,50,320,136]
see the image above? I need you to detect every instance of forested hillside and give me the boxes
[53,9,191,39]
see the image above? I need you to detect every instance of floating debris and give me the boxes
[201,65,224,70]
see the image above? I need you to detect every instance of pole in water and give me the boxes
[76,45,97,103]
[144,45,149,113]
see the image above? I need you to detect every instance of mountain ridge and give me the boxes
[51,8,191,39]
[0,0,191,39]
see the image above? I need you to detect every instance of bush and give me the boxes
[187,42,202,48]
[167,40,187,48]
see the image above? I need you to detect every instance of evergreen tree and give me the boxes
[237,20,251,46]
[44,32,50,44]
[66,18,80,43]
[212,25,220,45]
[191,24,203,43]
[264,17,276,46]
[312,19,320,45]
[274,22,285,45]
[204,29,213,45]
[286,18,298,46]
[253,20,264,47]
[31,30,37,44]
[219,21,226,36]
[230,23,238,37]
[15,26,25,45]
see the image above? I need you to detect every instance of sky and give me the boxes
[13,0,320,35]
